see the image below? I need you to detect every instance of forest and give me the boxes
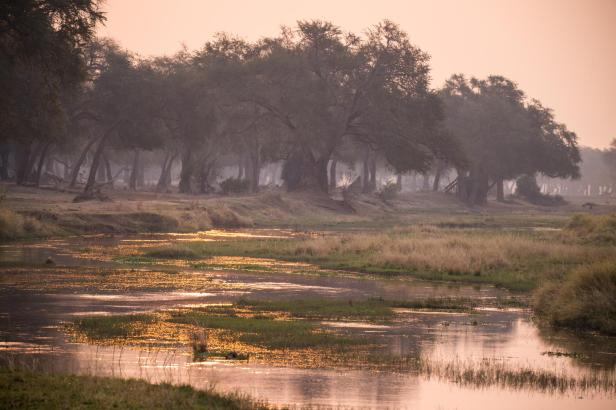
[3,1,614,207]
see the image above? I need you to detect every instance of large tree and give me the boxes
[0,0,105,184]
[442,74,580,205]
[81,44,166,194]
[225,20,456,193]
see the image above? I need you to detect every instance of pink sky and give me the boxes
[97,0,616,148]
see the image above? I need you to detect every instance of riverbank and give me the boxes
[2,183,614,241]
[0,368,266,409]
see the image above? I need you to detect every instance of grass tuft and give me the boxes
[566,213,616,245]
[534,261,616,335]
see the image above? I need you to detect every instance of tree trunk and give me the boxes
[467,167,489,206]
[362,148,370,193]
[422,173,430,190]
[368,156,377,192]
[456,170,470,203]
[179,147,194,194]
[83,137,108,193]
[0,147,9,180]
[62,155,71,180]
[249,149,260,193]
[34,141,52,187]
[129,149,140,191]
[70,136,99,188]
[96,156,106,182]
[496,177,505,202]
[104,155,112,184]
[83,123,119,194]
[15,143,33,185]
[156,152,176,192]
[137,159,145,188]
[281,150,329,193]
[198,160,216,194]
[238,154,245,179]
[432,167,442,191]
[329,159,337,190]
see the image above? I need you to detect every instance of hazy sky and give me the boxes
[97,0,616,149]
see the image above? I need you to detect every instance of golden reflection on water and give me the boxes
[2,229,616,403]
[0,267,238,292]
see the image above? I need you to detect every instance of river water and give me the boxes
[0,231,614,409]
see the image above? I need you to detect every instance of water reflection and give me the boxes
[3,345,614,409]
[1,231,615,408]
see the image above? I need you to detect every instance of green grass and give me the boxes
[0,369,265,409]
[72,314,156,340]
[169,311,361,349]
[144,246,199,259]
[70,297,481,350]
[236,297,477,319]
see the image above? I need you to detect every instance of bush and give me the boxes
[219,177,249,194]
[378,181,399,200]
[567,213,616,245]
[0,208,24,241]
[206,205,252,228]
[533,261,616,335]
[0,207,55,241]
[515,175,565,206]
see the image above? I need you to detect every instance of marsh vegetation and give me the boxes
[1,1,616,408]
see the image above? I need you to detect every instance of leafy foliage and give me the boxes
[220,177,250,194]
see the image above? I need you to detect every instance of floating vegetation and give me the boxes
[542,351,587,359]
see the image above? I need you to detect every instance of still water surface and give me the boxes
[1,231,614,409]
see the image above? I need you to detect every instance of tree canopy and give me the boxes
[0,4,583,203]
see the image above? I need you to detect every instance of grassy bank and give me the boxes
[138,224,614,291]
[0,369,265,409]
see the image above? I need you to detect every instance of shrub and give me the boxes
[567,214,616,245]
[206,205,252,228]
[0,208,24,240]
[378,180,399,200]
[219,177,249,194]
[533,261,616,335]
[515,175,565,206]
[0,208,56,241]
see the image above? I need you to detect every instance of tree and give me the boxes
[81,45,166,194]
[0,0,104,184]
[602,139,616,182]
[228,20,455,193]
[441,74,580,205]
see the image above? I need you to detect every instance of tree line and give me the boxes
[1,1,584,205]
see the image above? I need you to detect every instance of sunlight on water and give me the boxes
[0,230,615,408]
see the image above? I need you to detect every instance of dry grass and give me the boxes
[293,227,603,275]
[566,213,616,244]
[0,207,56,241]
[534,261,616,334]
